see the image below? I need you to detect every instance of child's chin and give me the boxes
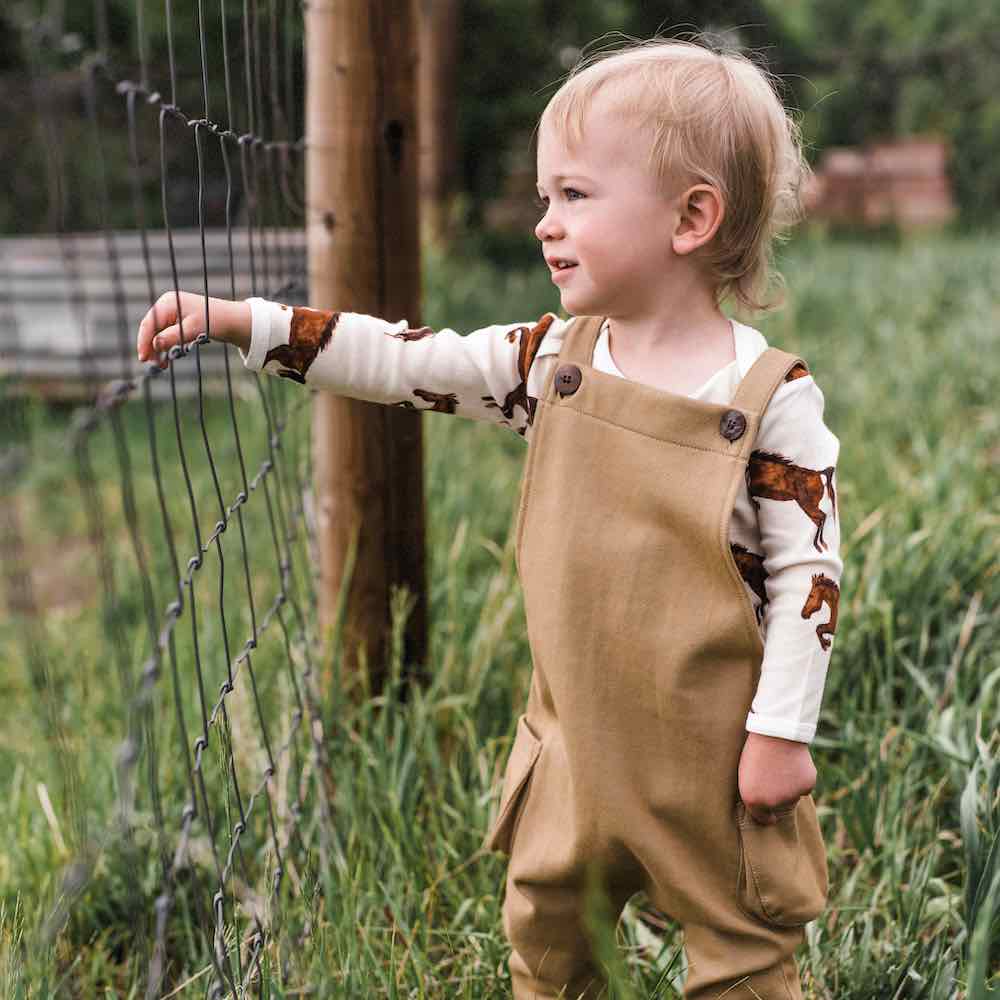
[560,290,599,315]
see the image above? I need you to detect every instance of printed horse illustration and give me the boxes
[385,325,435,342]
[730,542,770,625]
[747,450,837,552]
[801,573,839,651]
[481,313,557,429]
[264,306,340,383]
[414,388,460,413]
[390,388,460,413]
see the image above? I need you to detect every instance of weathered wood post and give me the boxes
[305,0,427,696]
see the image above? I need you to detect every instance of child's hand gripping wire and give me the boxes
[136,290,251,369]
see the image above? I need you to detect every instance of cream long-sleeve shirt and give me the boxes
[240,298,843,743]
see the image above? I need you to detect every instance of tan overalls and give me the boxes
[482,315,829,999]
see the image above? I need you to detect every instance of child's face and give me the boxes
[535,98,683,319]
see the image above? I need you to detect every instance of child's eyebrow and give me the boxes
[536,174,592,191]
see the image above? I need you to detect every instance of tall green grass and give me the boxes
[0,229,997,996]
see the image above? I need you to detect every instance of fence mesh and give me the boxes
[0,1,334,995]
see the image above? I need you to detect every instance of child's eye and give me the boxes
[534,189,583,209]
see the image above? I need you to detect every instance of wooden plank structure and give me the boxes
[0,226,306,400]
[803,134,956,230]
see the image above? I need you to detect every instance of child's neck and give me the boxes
[608,263,728,352]
[608,311,732,356]
[606,290,733,359]
[604,292,736,396]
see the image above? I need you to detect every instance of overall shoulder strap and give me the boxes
[557,315,605,367]
[729,347,807,417]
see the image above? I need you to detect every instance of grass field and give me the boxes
[0,228,998,997]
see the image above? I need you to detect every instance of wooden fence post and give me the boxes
[305,0,427,696]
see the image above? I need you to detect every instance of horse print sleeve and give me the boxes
[239,297,564,437]
[743,370,844,744]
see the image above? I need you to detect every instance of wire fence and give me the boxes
[0,1,335,995]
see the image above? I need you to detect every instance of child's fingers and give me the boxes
[137,291,206,362]
[137,294,182,361]
[150,317,203,357]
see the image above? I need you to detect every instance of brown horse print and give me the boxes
[482,313,558,429]
[385,325,435,342]
[747,450,838,553]
[414,388,460,413]
[801,573,839,651]
[731,542,770,625]
[264,306,340,383]
[388,387,460,414]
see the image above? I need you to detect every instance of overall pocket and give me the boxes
[735,794,829,927]
[482,714,542,856]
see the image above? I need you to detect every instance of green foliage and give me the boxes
[0,0,304,233]
[763,0,1000,227]
[10,0,1000,235]
[457,0,801,229]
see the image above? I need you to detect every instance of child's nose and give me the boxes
[535,209,563,242]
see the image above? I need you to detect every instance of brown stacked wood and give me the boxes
[803,134,956,230]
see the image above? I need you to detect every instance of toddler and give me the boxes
[138,37,843,1000]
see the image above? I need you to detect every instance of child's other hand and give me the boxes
[136,290,251,369]
[737,731,817,825]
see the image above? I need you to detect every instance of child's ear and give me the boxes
[672,185,724,256]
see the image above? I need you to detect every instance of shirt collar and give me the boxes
[537,315,769,378]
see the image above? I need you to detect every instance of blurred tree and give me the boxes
[763,0,1000,228]
[0,0,304,233]
[417,0,462,249]
[0,0,997,236]
[457,0,806,244]
[0,10,25,71]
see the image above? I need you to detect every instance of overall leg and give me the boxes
[499,737,644,1000]
[641,874,807,1000]
[503,853,639,1000]
[680,921,805,1000]
[637,792,825,1000]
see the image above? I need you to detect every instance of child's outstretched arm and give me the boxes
[737,367,844,822]
[136,291,564,438]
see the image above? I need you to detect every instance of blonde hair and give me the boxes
[535,35,812,316]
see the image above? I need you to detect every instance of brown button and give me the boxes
[554,364,582,396]
[720,409,747,441]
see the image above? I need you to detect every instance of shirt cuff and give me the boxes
[239,296,275,370]
[745,712,815,744]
